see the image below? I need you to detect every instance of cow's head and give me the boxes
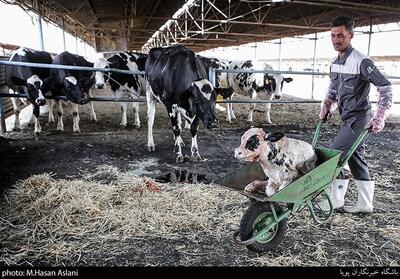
[189,79,219,129]
[264,74,293,99]
[11,75,46,106]
[63,76,90,105]
[93,57,110,89]
[234,128,284,161]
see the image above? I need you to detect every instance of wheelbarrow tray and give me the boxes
[215,147,341,203]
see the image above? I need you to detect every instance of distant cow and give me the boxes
[145,45,219,163]
[5,47,52,135]
[197,55,236,123]
[234,128,316,196]
[94,52,147,129]
[46,51,96,133]
[228,60,293,123]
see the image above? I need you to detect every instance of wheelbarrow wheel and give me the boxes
[239,201,287,253]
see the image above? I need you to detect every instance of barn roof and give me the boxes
[8,0,400,53]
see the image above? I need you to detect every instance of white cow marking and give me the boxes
[193,80,213,100]
[65,76,77,85]
[27,75,42,86]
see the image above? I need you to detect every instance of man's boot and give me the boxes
[317,179,349,211]
[343,180,374,213]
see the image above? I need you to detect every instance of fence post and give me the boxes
[0,96,5,133]
[209,67,216,87]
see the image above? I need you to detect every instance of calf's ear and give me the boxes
[11,77,27,86]
[265,132,285,142]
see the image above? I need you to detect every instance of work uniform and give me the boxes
[326,45,392,181]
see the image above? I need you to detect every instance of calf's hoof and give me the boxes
[147,145,155,152]
[12,127,21,132]
[175,154,184,163]
[133,124,140,130]
[191,154,203,162]
[73,130,81,135]
[244,184,255,192]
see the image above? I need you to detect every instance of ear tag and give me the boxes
[216,94,224,102]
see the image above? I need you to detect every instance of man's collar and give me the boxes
[333,45,354,65]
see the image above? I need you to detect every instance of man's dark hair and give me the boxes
[331,16,354,32]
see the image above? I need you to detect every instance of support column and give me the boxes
[0,96,5,133]
[311,32,317,100]
[35,0,44,51]
[62,17,66,51]
[367,18,373,56]
[278,38,282,70]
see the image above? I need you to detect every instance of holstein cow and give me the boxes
[94,52,147,129]
[145,45,219,163]
[197,55,237,123]
[234,128,316,197]
[46,51,95,133]
[228,60,293,123]
[5,47,52,135]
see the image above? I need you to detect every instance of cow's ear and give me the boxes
[265,132,285,142]
[11,77,27,86]
[284,77,293,83]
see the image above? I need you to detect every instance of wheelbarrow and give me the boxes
[215,120,370,253]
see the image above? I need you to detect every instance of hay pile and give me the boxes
[0,166,246,266]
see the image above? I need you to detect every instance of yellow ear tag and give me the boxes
[216,94,224,102]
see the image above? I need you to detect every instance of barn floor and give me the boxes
[0,89,399,266]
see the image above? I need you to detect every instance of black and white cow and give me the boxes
[228,60,293,123]
[145,45,219,163]
[46,51,96,133]
[5,47,52,134]
[197,55,237,123]
[94,52,147,129]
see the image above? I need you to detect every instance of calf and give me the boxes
[5,47,52,135]
[145,45,219,163]
[94,52,147,129]
[228,60,293,123]
[197,55,236,123]
[234,128,316,196]
[46,51,95,133]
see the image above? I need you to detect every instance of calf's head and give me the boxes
[189,79,219,129]
[234,128,285,161]
[11,75,46,106]
[64,76,90,105]
[94,57,110,89]
[264,74,293,99]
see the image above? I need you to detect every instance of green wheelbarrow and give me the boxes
[215,120,370,253]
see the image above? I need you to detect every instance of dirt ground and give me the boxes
[0,88,399,266]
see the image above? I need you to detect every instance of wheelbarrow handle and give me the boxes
[311,119,324,148]
[337,127,371,168]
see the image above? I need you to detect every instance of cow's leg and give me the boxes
[87,89,97,122]
[264,93,274,124]
[247,91,257,122]
[10,89,21,131]
[32,104,42,136]
[132,101,140,129]
[167,104,185,163]
[229,93,237,121]
[190,117,202,162]
[28,107,35,127]
[48,99,55,124]
[56,100,64,131]
[225,98,232,123]
[177,111,182,130]
[146,87,156,152]
[71,103,80,133]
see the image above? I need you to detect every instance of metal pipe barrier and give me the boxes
[0,60,145,75]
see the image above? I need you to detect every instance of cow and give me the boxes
[197,55,236,123]
[94,52,147,129]
[234,128,316,197]
[145,45,219,163]
[227,60,293,124]
[45,51,96,133]
[5,47,52,135]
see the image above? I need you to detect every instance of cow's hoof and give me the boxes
[147,145,155,152]
[35,132,41,137]
[133,124,140,130]
[91,119,98,123]
[73,130,81,135]
[191,154,203,162]
[175,154,184,163]
[120,124,127,128]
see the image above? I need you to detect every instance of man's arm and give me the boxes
[319,75,338,122]
[360,59,393,133]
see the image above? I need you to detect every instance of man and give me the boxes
[318,16,393,213]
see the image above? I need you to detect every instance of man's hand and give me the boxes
[366,114,385,133]
[319,97,337,122]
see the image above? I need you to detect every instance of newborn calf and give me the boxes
[234,128,317,196]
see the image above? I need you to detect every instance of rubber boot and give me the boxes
[343,180,374,213]
[317,179,349,211]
